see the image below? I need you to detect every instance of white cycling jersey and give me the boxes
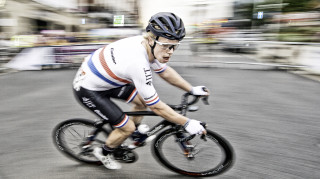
[73,36,167,106]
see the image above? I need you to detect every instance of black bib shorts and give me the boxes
[73,83,136,128]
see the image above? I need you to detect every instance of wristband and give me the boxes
[183,119,190,128]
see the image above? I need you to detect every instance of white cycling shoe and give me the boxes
[93,147,122,170]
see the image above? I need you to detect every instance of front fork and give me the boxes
[175,123,207,159]
[175,132,196,159]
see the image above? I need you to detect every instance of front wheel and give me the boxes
[152,128,234,177]
[52,118,110,164]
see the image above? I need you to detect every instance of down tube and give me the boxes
[146,120,172,137]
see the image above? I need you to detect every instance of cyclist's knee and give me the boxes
[119,119,136,136]
[114,115,135,134]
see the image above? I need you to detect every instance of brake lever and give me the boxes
[202,96,209,105]
[201,87,210,105]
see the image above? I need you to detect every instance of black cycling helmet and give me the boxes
[146,12,186,41]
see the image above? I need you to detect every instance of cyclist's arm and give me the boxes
[148,100,188,125]
[128,62,187,125]
[158,66,192,92]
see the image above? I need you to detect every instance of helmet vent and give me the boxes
[158,17,170,31]
[152,24,161,30]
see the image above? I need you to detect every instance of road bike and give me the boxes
[52,93,234,177]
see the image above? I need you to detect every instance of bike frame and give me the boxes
[90,93,207,146]
[122,110,193,156]
[124,107,178,138]
[125,112,175,137]
[122,93,208,149]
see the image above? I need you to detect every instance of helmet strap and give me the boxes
[149,36,159,59]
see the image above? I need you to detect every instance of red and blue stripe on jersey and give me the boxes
[87,46,131,87]
[145,94,160,106]
[153,66,167,73]
[114,115,129,128]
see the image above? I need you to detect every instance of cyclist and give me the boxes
[73,12,209,170]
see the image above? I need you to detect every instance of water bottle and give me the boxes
[137,124,150,134]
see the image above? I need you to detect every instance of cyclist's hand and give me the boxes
[191,86,209,96]
[184,119,206,135]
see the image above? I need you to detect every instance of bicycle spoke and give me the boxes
[67,141,80,146]
[70,145,80,150]
[69,127,83,139]
[54,119,110,164]
[64,133,82,141]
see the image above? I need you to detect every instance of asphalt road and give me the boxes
[1,65,320,179]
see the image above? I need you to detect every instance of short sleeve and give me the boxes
[128,63,160,106]
[150,59,167,74]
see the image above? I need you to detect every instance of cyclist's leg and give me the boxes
[130,94,147,125]
[73,86,136,169]
[73,87,136,148]
[106,118,135,148]
[107,83,147,126]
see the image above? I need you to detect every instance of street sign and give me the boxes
[258,11,263,19]
[114,15,124,26]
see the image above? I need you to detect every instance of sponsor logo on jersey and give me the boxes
[144,92,159,106]
[82,97,96,108]
[111,48,116,64]
[117,85,126,97]
[94,109,109,120]
[144,68,152,86]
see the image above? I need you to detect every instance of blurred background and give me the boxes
[0,0,319,74]
[1,1,320,178]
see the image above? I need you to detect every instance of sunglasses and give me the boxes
[152,38,180,51]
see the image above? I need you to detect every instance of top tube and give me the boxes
[124,93,208,116]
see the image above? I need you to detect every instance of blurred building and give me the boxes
[139,0,234,32]
[83,0,139,27]
[0,0,81,36]
[0,0,139,37]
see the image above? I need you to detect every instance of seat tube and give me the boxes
[87,120,106,141]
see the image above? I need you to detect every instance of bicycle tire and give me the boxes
[52,118,110,165]
[152,128,234,177]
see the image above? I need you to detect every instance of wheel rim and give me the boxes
[154,130,233,176]
[56,121,107,163]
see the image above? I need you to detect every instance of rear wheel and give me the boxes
[53,118,110,164]
[152,128,234,177]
